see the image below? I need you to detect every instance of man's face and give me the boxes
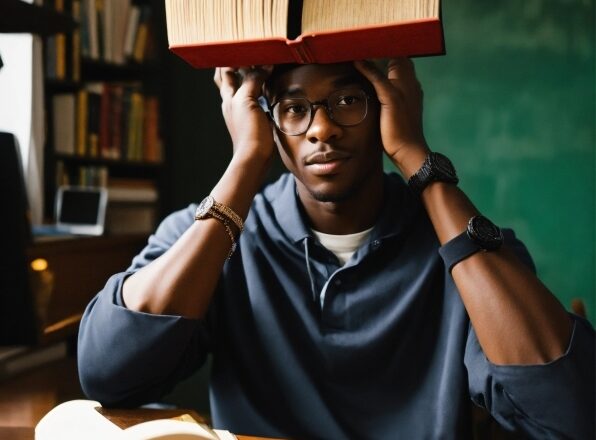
[267,63,383,203]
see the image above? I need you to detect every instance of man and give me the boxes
[78,59,594,439]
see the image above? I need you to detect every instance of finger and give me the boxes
[217,67,241,100]
[387,57,417,82]
[354,59,398,102]
[236,65,274,99]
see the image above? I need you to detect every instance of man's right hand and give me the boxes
[122,66,277,319]
[214,66,275,165]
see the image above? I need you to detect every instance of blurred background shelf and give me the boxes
[0,0,76,35]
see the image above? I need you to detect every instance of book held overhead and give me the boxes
[165,0,444,68]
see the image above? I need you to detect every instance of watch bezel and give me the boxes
[408,152,459,195]
[195,196,215,219]
[466,215,503,251]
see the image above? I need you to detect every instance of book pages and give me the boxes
[301,0,440,33]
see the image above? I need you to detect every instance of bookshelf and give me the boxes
[41,0,164,235]
[1,1,166,349]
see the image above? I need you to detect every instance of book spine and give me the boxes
[76,89,88,156]
[71,0,81,82]
[110,85,123,160]
[98,83,111,158]
[86,84,102,157]
[54,0,66,79]
[287,40,314,64]
[80,0,90,58]
[123,6,141,59]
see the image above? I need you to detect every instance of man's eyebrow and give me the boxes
[275,86,305,99]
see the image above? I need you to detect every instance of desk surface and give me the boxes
[0,427,275,440]
[0,356,278,439]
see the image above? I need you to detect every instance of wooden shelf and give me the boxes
[0,0,76,35]
[53,154,163,179]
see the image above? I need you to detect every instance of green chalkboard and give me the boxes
[404,0,595,322]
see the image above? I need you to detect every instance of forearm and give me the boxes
[122,153,270,319]
[400,154,572,365]
[78,274,206,406]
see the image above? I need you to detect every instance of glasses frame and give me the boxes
[263,89,372,136]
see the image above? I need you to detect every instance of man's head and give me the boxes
[263,62,384,204]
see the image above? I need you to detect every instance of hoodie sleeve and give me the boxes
[465,230,595,439]
[77,204,210,407]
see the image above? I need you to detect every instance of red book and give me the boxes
[165,0,444,69]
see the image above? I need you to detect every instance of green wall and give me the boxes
[406,0,595,322]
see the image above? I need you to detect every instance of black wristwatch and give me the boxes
[438,215,504,272]
[408,152,459,195]
[467,215,503,251]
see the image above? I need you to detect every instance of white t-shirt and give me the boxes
[312,227,374,266]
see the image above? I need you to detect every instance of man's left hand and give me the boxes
[354,58,430,178]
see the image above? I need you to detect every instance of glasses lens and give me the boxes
[273,98,311,135]
[329,89,368,126]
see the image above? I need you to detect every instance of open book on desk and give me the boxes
[35,400,237,440]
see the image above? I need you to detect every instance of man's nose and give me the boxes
[306,105,342,143]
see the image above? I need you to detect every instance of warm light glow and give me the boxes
[30,258,48,272]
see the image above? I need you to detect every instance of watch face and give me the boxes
[196,196,215,219]
[431,152,457,181]
[468,215,503,250]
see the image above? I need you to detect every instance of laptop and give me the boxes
[33,186,108,237]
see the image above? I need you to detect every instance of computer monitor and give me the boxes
[55,186,108,236]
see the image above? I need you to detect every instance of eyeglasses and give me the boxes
[265,88,371,136]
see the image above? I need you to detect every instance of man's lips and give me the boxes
[304,150,351,165]
[304,150,351,175]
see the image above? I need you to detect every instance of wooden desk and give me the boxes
[0,356,278,439]
[0,426,276,440]
[27,234,148,344]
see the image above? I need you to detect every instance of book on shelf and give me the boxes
[79,0,153,64]
[71,0,81,81]
[44,0,80,81]
[52,93,76,155]
[36,400,237,440]
[105,203,157,235]
[63,82,161,161]
[108,178,158,203]
[165,0,444,69]
[86,82,103,157]
[123,4,141,59]
[76,88,88,156]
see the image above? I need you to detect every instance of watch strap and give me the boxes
[438,230,482,273]
[209,210,237,259]
[408,152,459,195]
[211,200,244,233]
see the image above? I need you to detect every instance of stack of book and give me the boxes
[105,177,158,235]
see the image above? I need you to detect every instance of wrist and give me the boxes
[388,143,430,180]
[211,152,272,216]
